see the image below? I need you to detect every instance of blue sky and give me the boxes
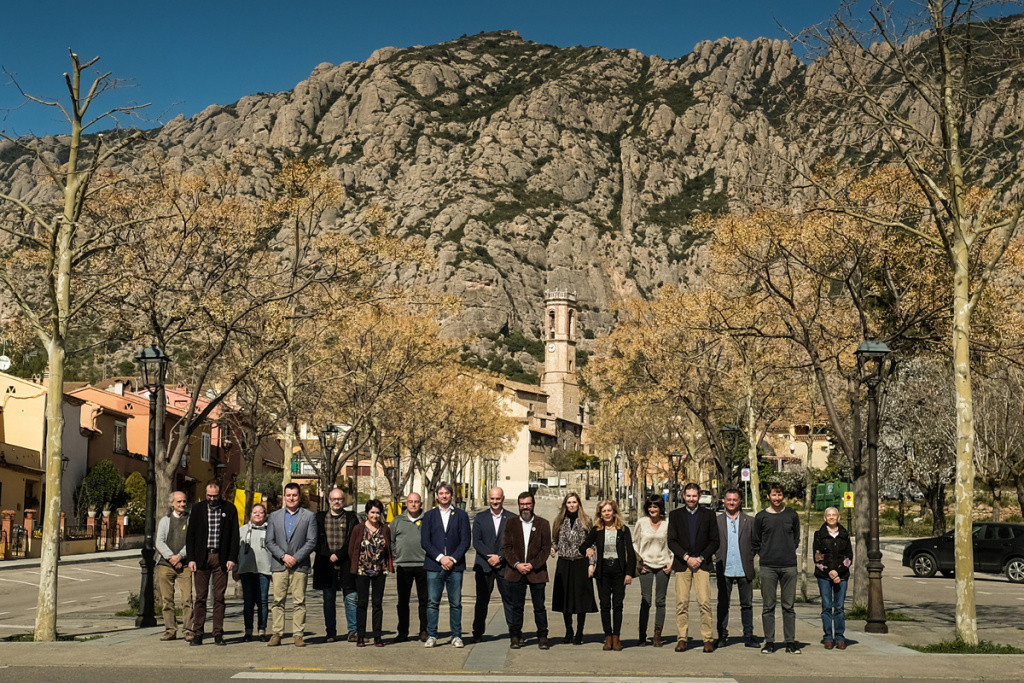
[1,0,834,137]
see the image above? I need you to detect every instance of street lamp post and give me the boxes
[719,423,741,490]
[669,451,683,509]
[613,454,621,507]
[856,340,895,635]
[135,344,170,628]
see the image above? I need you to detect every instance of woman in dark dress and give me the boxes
[550,492,597,644]
[582,499,636,651]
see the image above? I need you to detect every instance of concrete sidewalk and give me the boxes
[0,548,140,571]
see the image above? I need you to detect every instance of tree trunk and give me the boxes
[989,480,1001,523]
[851,468,870,608]
[929,485,947,536]
[897,493,905,530]
[799,475,813,601]
[34,341,66,642]
[951,241,978,645]
[1015,476,1024,518]
[745,394,762,515]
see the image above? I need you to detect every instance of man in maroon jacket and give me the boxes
[501,491,552,649]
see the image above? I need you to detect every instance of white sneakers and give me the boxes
[424,636,437,648]
[451,637,465,648]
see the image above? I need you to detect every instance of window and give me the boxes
[113,421,128,454]
[201,432,211,462]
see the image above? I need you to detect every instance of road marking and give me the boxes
[91,595,106,600]
[0,624,36,629]
[61,600,77,604]
[23,570,88,582]
[117,590,130,594]
[111,564,139,570]
[66,567,119,576]
[24,608,35,611]
[915,580,927,584]
[0,612,9,616]
[978,591,992,595]
[0,577,38,587]
[234,676,738,682]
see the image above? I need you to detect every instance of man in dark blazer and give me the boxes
[186,480,240,646]
[471,486,517,643]
[312,487,359,641]
[501,491,552,649]
[715,488,757,648]
[667,482,720,652]
[265,482,318,647]
[420,482,471,648]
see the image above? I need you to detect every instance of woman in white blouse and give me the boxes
[633,494,672,647]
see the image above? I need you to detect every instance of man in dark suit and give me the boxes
[185,480,240,646]
[501,491,552,650]
[312,487,359,642]
[667,481,720,653]
[715,488,757,648]
[471,487,517,643]
[420,482,471,648]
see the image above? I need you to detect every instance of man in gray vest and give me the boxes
[155,491,193,641]
[265,482,318,647]
[715,488,757,648]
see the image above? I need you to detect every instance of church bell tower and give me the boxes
[541,289,580,423]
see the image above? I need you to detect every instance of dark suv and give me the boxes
[902,522,1024,583]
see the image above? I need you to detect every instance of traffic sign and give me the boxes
[0,355,10,371]
[740,468,751,482]
[843,491,854,508]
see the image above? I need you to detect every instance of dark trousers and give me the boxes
[193,551,228,637]
[716,572,754,638]
[506,579,548,638]
[473,568,511,638]
[356,574,386,638]
[240,572,271,632]
[596,568,626,636]
[396,566,428,638]
[760,565,797,644]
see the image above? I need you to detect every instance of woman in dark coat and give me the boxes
[581,499,636,651]
[347,499,394,647]
[813,507,853,649]
[550,492,598,644]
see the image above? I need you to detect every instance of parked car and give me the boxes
[698,490,714,508]
[902,522,1024,583]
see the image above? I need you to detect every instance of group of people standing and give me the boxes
[154,479,853,653]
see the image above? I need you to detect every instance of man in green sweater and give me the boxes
[752,482,801,655]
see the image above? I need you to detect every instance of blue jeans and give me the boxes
[817,578,847,643]
[323,585,358,636]
[426,569,463,638]
[241,573,271,632]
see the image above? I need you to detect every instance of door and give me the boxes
[973,524,1011,573]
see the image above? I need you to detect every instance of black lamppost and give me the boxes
[319,424,342,508]
[855,340,894,635]
[719,423,741,490]
[135,344,169,628]
[585,457,592,500]
[669,451,683,509]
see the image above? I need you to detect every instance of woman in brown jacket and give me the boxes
[348,499,393,647]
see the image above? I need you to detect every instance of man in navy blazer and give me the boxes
[420,482,471,648]
[471,487,517,642]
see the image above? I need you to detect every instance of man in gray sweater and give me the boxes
[155,491,193,641]
[752,483,801,655]
[390,492,428,642]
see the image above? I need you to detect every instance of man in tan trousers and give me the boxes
[155,491,193,640]
[265,482,318,646]
[666,483,721,652]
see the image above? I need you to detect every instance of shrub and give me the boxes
[74,461,125,520]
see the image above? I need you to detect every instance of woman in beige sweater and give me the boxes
[633,494,673,646]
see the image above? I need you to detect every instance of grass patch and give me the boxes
[906,638,1024,654]
[847,604,916,622]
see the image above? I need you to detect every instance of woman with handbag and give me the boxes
[581,499,636,650]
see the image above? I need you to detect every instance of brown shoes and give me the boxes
[824,641,835,650]
[836,641,847,650]
[294,635,307,647]
[703,640,715,653]
[538,636,550,650]
[611,635,623,651]
[675,639,687,652]
[653,625,663,648]
[160,632,176,641]
[267,634,282,647]
[602,635,613,651]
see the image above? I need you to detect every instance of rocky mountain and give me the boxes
[4,22,1024,381]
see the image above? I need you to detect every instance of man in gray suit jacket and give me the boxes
[265,482,318,647]
[471,487,517,642]
[715,488,757,648]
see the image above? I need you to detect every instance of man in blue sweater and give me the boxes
[752,483,801,655]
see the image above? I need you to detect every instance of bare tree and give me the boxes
[0,52,145,641]
[974,365,1024,520]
